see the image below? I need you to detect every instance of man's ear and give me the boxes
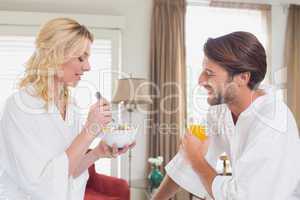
[236,72,251,87]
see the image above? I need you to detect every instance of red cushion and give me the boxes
[86,164,129,200]
[84,188,120,200]
[84,163,129,200]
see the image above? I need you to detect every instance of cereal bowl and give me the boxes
[102,126,137,148]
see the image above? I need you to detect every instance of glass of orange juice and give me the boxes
[188,124,207,141]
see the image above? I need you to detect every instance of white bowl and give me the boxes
[102,128,137,148]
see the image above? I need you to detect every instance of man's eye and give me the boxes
[78,56,84,62]
[206,72,214,77]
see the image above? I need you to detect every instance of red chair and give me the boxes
[84,164,130,200]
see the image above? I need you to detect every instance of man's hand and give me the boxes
[181,132,216,199]
[181,132,209,169]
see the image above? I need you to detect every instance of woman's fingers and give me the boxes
[116,143,134,155]
[97,98,110,106]
[129,141,136,149]
[102,144,111,155]
[111,144,118,158]
[99,141,137,158]
[99,105,111,112]
[102,112,112,117]
[118,145,129,154]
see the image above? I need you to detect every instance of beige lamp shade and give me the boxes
[111,78,152,105]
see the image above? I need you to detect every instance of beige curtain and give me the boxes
[149,0,188,199]
[285,4,300,132]
[261,7,272,84]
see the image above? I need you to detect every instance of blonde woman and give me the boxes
[0,18,134,200]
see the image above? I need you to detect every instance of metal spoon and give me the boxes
[95,91,115,123]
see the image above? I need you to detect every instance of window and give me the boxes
[186,5,269,173]
[0,36,35,113]
[0,29,121,176]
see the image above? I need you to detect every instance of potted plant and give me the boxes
[148,156,164,191]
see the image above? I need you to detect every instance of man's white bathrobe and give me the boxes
[166,89,300,200]
[0,85,88,200]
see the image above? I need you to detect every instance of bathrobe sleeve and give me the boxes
[165,105,228,198]
[0,95,70,200]
[165,136,226,198]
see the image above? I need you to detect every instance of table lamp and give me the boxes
[111,77,152,186]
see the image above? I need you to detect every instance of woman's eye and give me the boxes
[78,56,84,62]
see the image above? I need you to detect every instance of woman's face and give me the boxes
[57,39,92,87]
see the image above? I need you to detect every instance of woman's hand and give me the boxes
[94,140,136,159]
[84,98,112,137]
[181,131,209,169]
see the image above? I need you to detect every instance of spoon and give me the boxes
[95,91,115,123]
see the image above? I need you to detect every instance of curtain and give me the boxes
[261,7,272,84]
[149,0,188,199]
[285,4,300,132]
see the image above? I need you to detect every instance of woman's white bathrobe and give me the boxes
[0,85,89,200]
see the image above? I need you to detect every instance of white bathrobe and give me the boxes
[0,85,89,200]
[166,89,300,200]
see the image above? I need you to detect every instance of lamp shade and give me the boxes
[112,78,152,105]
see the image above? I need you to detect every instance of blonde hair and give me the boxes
[19,17,94,108]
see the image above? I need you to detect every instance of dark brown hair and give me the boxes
[203,31,267,90]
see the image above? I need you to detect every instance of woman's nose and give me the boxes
[82,61,91,71]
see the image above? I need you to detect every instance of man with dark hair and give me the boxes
[152,32,300,200]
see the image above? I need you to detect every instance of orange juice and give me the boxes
[188,124,207,141]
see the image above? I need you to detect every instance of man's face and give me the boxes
[198,56,238,105]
